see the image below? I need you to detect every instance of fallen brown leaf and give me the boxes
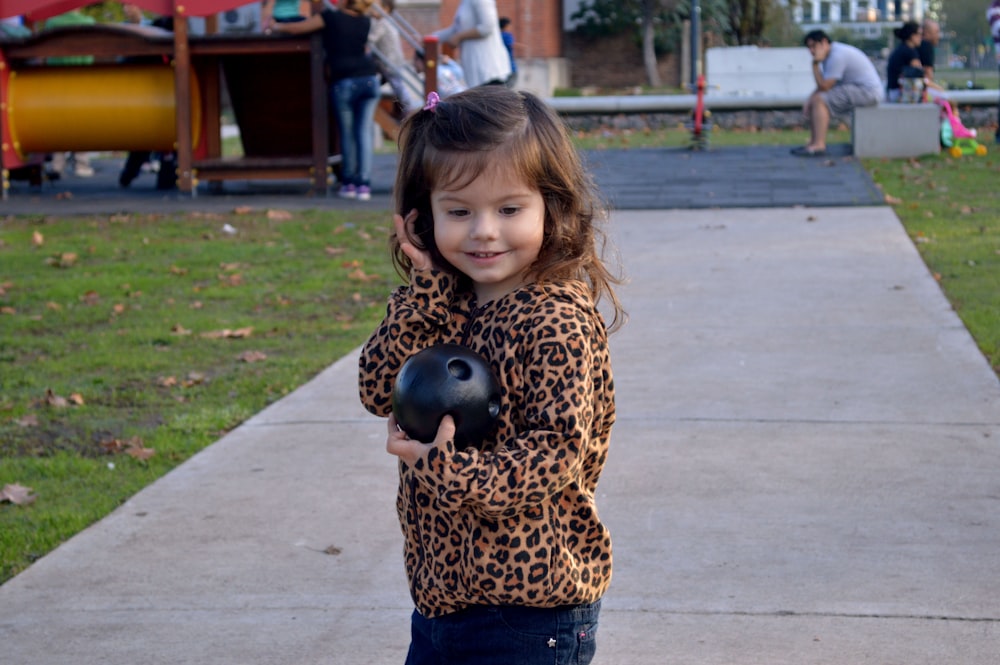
[125,439,155,461]
[347,268,378,282]
[184,371,207,386]
[266,209,293,221]
[15,414,39,427]
[190,211,224,220]
[201,327,253,339]
[1,483,36,506]
[238,350,268,363]
[45,389,69,408]
[100,438,127,453]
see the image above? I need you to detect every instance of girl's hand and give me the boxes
[386,413,456,467]
[393,209,433,272]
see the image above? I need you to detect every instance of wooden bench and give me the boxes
[852,103,941,158]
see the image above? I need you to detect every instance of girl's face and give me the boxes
[430,165,545,304]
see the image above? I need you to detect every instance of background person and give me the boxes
[260,0,305,31]
[792,29,882,157]
[118,3,178,189]
[885,21,923,102]
[44,8,99,178]
[432,0,511,87]
[918,19,941,84]
[917,18,953,106]
[499,16,516,87]
[368,0,421,115]
[274,0,380,200]
[989,0,1000,141]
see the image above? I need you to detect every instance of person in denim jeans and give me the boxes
[274,0,379,199]
[359,86,625,665]
[332,74,380,199]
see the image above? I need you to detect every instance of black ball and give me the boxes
[392,343,502,449]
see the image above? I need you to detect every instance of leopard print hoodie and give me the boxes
[358,269,615,618]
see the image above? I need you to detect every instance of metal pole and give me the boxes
[690,0,701,87]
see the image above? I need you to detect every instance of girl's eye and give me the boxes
[448,208,470,217]
[500,206,520,216]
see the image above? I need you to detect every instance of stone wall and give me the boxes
[560,106,997,134]
[563,32,681,90]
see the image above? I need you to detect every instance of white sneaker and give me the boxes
[357,185,371,201]
[74,164,95,178]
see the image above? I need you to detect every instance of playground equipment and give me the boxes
[686,74,712,151]
[935,97,987,158]
[0,1,333,197]
[0,1,441,198]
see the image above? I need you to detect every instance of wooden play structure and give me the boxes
[0,1,441,198]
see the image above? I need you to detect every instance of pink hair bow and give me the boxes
[423,91,441,112]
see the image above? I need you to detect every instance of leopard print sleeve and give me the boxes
[358,269,458,417]
[409,295,611,516]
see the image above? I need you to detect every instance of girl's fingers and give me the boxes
[394,209,432,271]
[434,414,457,447]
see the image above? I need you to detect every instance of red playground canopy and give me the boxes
[0,1,248,22]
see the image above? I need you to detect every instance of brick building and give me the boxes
[395,0,679,94]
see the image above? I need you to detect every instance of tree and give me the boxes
[760,2,804,47]
[571,0,724,86]
[641,0,662,86]
[570,0,785,85]
[726,0,770,44]
[940,0,994,69]
[571,0,675,86]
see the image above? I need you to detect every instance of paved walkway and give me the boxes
[1,143,880,214]
[2,146,999,664]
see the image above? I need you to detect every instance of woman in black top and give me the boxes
[886,22,923,103]
[275,0,380,200]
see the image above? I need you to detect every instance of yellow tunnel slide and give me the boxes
[7,64,201,158]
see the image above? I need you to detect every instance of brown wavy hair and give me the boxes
[391,85,625,330]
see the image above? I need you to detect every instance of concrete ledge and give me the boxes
[545,89,999,115]
[852,103,941,158]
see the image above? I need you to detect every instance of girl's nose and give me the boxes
[469,214,500,240]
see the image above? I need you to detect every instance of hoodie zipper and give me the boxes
[459,299,485,347]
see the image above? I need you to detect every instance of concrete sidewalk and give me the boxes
[1,204,998,663]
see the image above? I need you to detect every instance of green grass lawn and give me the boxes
[1,126,998,586]
[0,210,398,582]
[935,67,999,91]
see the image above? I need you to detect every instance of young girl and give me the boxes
[358,85,625,664]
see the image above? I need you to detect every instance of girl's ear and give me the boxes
[412,210,435,250]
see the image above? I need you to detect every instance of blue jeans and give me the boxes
[405,600,601,665]
[331,75,379,188]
